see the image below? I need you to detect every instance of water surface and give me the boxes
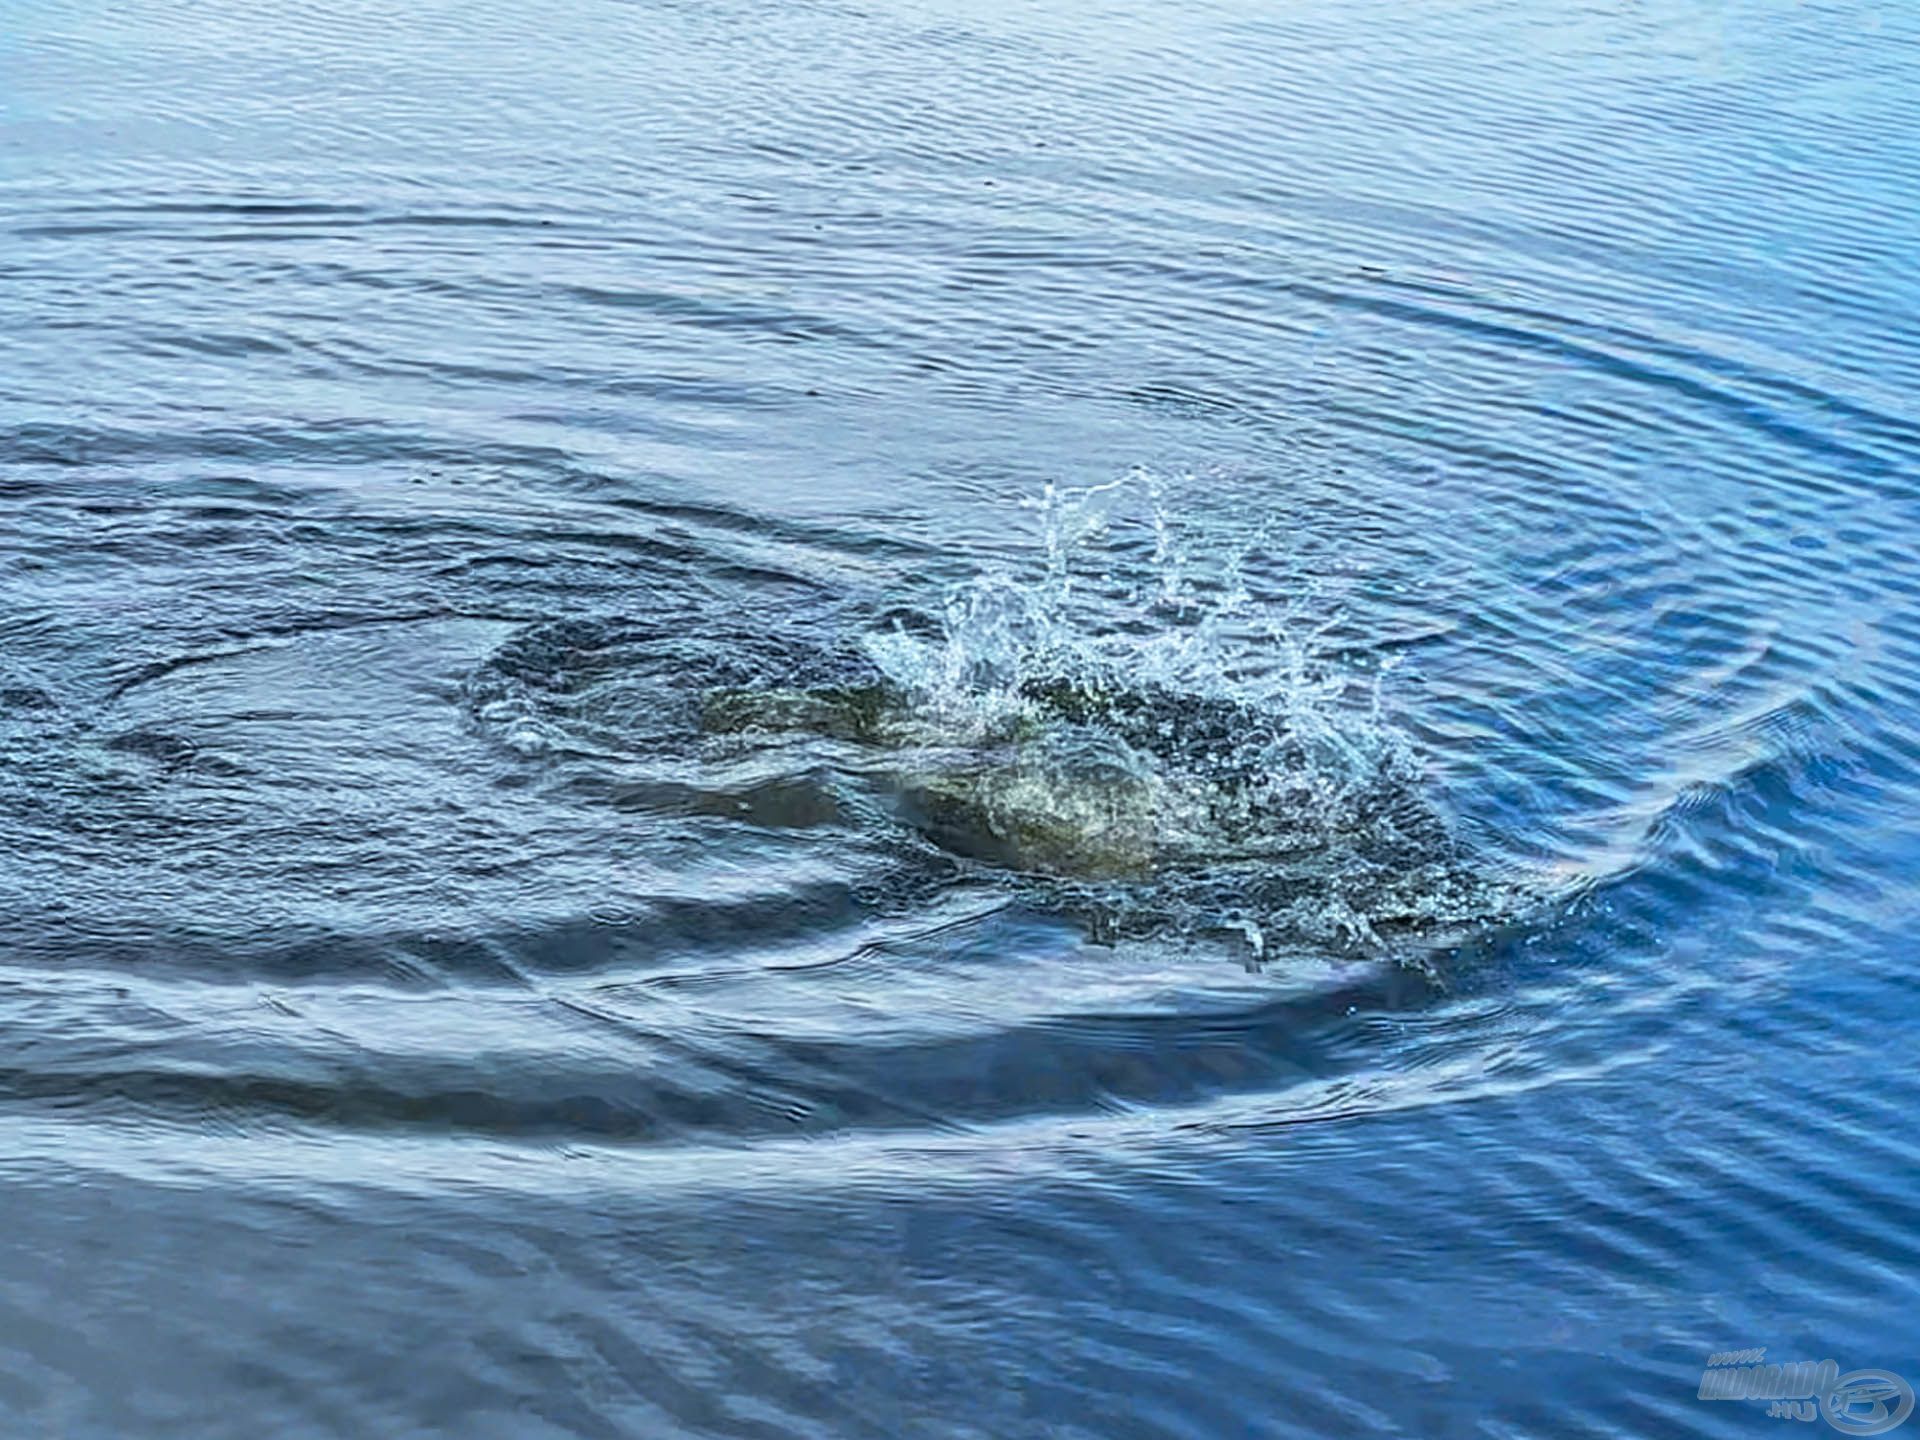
[3,0,1919,1435]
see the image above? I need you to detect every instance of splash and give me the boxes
[835,473,1510,954]
[465,472,1529,959]
[859,471,1416,817]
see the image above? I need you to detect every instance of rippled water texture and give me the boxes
[4,1,1920,1435]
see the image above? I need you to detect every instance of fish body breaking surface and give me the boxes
[464,614,1533,954]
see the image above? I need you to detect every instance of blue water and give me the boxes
[4,1,1919,1435]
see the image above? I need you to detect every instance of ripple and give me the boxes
[5,0,1920,1431]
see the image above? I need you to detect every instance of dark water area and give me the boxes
[4,0,1920,1435]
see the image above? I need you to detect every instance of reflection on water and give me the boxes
[2,0,1919,1435]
